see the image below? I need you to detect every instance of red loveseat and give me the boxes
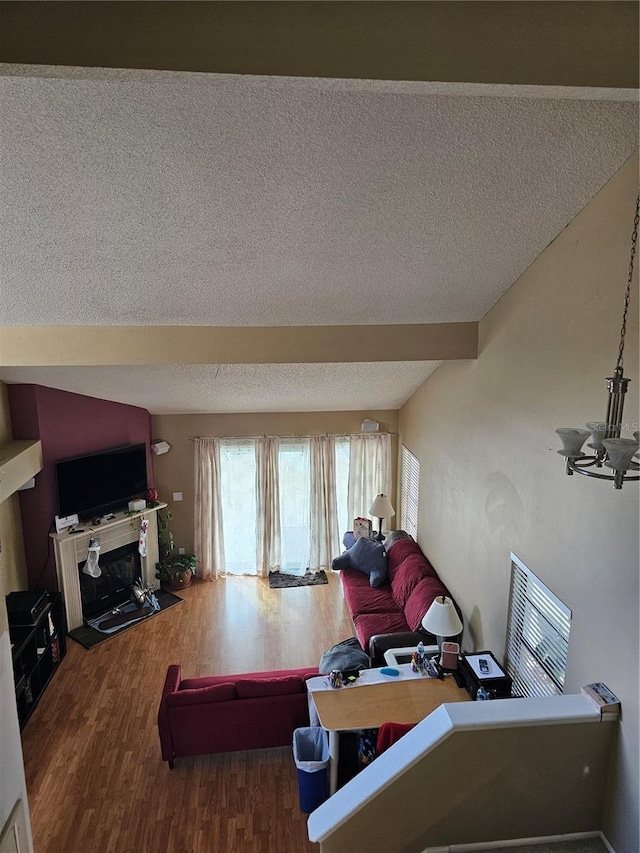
[158,664,319,767]
[339,537,461,664]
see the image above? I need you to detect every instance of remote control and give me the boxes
[479,658,489,673]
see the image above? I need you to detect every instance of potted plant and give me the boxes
[155,510,196,589]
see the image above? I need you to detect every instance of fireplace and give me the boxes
[52,506,163,630]
[79,541,141,620]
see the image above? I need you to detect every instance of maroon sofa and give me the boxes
[339,537,461,664]
[158,664,318,767]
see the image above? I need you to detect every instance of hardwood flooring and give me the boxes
[20,572,355,853]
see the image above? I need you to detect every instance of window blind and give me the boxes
[400,445,420,540]
[505,554,572,698]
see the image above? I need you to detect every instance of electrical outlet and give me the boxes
[178,548,185,555]
[172,492,183,502]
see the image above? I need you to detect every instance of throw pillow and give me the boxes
[386,529,412,548]
[332,537,388,588]
[319,637,370,674]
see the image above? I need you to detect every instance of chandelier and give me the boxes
[556,193,639,490]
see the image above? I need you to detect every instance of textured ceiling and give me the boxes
[0,67,637,413]
[0,362,441,415]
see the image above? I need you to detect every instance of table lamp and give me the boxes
[368,494,395,541]
[421,595,463,664]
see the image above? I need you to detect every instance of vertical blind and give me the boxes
[400,444,420,540]
[505,553,572,698]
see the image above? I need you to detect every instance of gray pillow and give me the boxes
[386,529,412,548]
[332,536,388,588]
[319,638,370,674]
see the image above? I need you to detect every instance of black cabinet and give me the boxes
[6,591,67,729]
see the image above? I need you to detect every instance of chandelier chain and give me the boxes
[617,193,640,372]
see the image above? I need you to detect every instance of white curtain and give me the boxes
[194,437,225,580]
[256,436,281,577]
[347,433,392,526]
[195,432,392,578]
[310,435,340,573]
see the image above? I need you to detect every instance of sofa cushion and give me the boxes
[341,569,400,618]
[388,537,430,571]
[180,667,317,691]
[389,554,428,608]
[353,611,412,651]
[167,682,236,707]
[332,537,388,588]
[404,577,451,631]
[235,676,305,699]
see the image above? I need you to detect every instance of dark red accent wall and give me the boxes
[8,385,152,591]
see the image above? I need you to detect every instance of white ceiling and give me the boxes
[0,362,441,415]
[0,67,637,413]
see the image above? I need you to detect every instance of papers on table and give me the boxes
[307,662,430,693]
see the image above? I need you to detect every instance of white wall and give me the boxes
[399,155,639,851]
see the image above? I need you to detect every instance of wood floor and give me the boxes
[20,571,355,853]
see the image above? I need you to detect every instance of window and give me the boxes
[219,439,258,575]
[278,438,311,574]
[334,438,350,541]
[400,445,420,540]
[505,554,572,698]
[208,433,391,577]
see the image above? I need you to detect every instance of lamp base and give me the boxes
[374,518,385,541]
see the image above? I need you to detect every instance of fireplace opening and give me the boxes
[79,542,141,621]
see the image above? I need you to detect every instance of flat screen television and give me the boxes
[56,443,148,520]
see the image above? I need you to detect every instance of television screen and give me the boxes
[56,443,148,520]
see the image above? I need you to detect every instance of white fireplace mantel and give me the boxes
[51,503,166,630]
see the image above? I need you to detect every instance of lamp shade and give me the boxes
[368,494,395,519]
[421,595,463,638]
[603,438,640,471]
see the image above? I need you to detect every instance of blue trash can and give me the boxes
[293,727,330,812]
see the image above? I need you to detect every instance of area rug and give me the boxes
[268,570,328,589]
[68,589,183,649]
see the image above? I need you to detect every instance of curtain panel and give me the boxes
[310,435,340,572]
[194,437,225,580]
[194,432,392,577]
[347,432,392,526]
[256,436,281,577]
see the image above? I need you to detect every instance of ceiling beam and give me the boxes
[0,324,478,366]
[0,1,637,88]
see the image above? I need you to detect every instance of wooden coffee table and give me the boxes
[310,674,469,794]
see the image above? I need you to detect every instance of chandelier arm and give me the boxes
[570,457,602,469]
[567,460,639,482]
[616,193,639,373]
